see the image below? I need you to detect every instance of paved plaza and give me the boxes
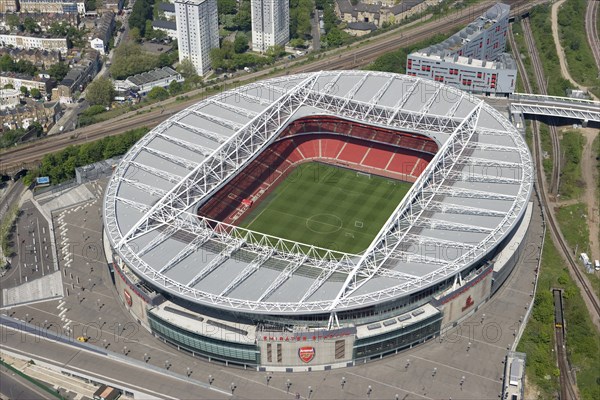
[1,178,545,399]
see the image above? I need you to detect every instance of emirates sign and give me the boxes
[298,346,315,363]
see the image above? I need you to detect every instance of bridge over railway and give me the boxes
[509,93,600,124]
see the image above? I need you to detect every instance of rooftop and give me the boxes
[126,66,179,86]
[411,51,516,70]
[103,71,533,315]
[417,3,510,57]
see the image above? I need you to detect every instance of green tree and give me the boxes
[3,84,14,89]
[233,0,252,31]
[6,14,20,30]
[289,38,307,49]
[30,88,42,99]
[20,86,29,96]
[85,77,115,107]
[110,42,162,79]
[147,86,169,101]
[217,0,237,14]
[177,58,201,87]
[129,27,142,42]
[234,33,249,54]
[85,0,97,11]
[23,17,39,33]
[0,54,14,71]
[168,79,182,94]
[47,62,70,81]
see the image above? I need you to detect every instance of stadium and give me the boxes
[102,71,534,370]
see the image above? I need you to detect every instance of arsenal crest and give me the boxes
[298,346,315,363]
[461,295,475,311]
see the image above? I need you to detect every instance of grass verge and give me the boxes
[538,122,553,183]
[511,20,539,93]
[558,129,585,200]
[529,4,573,96]
[555,203,589,253]
[557,0,600,98]
[517,232,600,400]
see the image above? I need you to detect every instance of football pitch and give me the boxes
[239,162,413,254]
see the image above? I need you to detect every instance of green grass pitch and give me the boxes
[239,162,413,254]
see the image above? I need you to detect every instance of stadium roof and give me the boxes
[103,71,533,315]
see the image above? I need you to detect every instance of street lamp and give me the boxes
[286,379,292,393]
[341,376,346,389]
[266,375,271,385]
[208,375,214,385]
[165,360,170,369]
[186,367,192,377]
[367,385,372,398]
[308,386,313,399]
[144,353,149,362]
[432,367,437,377]
[230,382,236,394]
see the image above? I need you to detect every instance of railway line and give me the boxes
[521,18,561,196]
[0,0,546,174]
[510,15,600,399]
[553,289,578,400]
[585,0,600,70]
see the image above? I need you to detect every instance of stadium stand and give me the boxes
[197,116,437,224]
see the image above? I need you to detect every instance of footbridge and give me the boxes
[509,93,600,124]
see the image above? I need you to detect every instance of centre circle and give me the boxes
[305,214,343,234]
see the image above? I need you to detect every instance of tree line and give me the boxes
[24,127,149,185]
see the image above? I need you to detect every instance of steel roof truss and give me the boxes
[190,109,244,131]
[119,178,167,198]
[256,255,309,302]
[158,232,211,274]
[425,201,507,217]
[158,132,213,157]
[209,99,259,119]
[143,146,197,170]
[172,120,227,144]
[412,218,493,234]
[219,250,273,296]
[129,162,183,184]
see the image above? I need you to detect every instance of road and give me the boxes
[0,316,230,400]
[0,0,547,174]
[0,364,57,400]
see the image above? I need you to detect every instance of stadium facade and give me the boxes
[103,70,534,370]
[406,3,517,95]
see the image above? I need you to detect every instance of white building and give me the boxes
[251,0,289,53]
[0,89,20,110]
[0,34,68,54]
[174,0,219,76]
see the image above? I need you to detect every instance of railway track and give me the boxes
[520,17,600,319]
[521,17,561,196]
[585,0,600,70]
[511,17,600,398]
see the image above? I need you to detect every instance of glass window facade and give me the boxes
[354,314,442,359]
[148,313,260,365]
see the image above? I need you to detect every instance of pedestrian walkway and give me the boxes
[1,271,63,308]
